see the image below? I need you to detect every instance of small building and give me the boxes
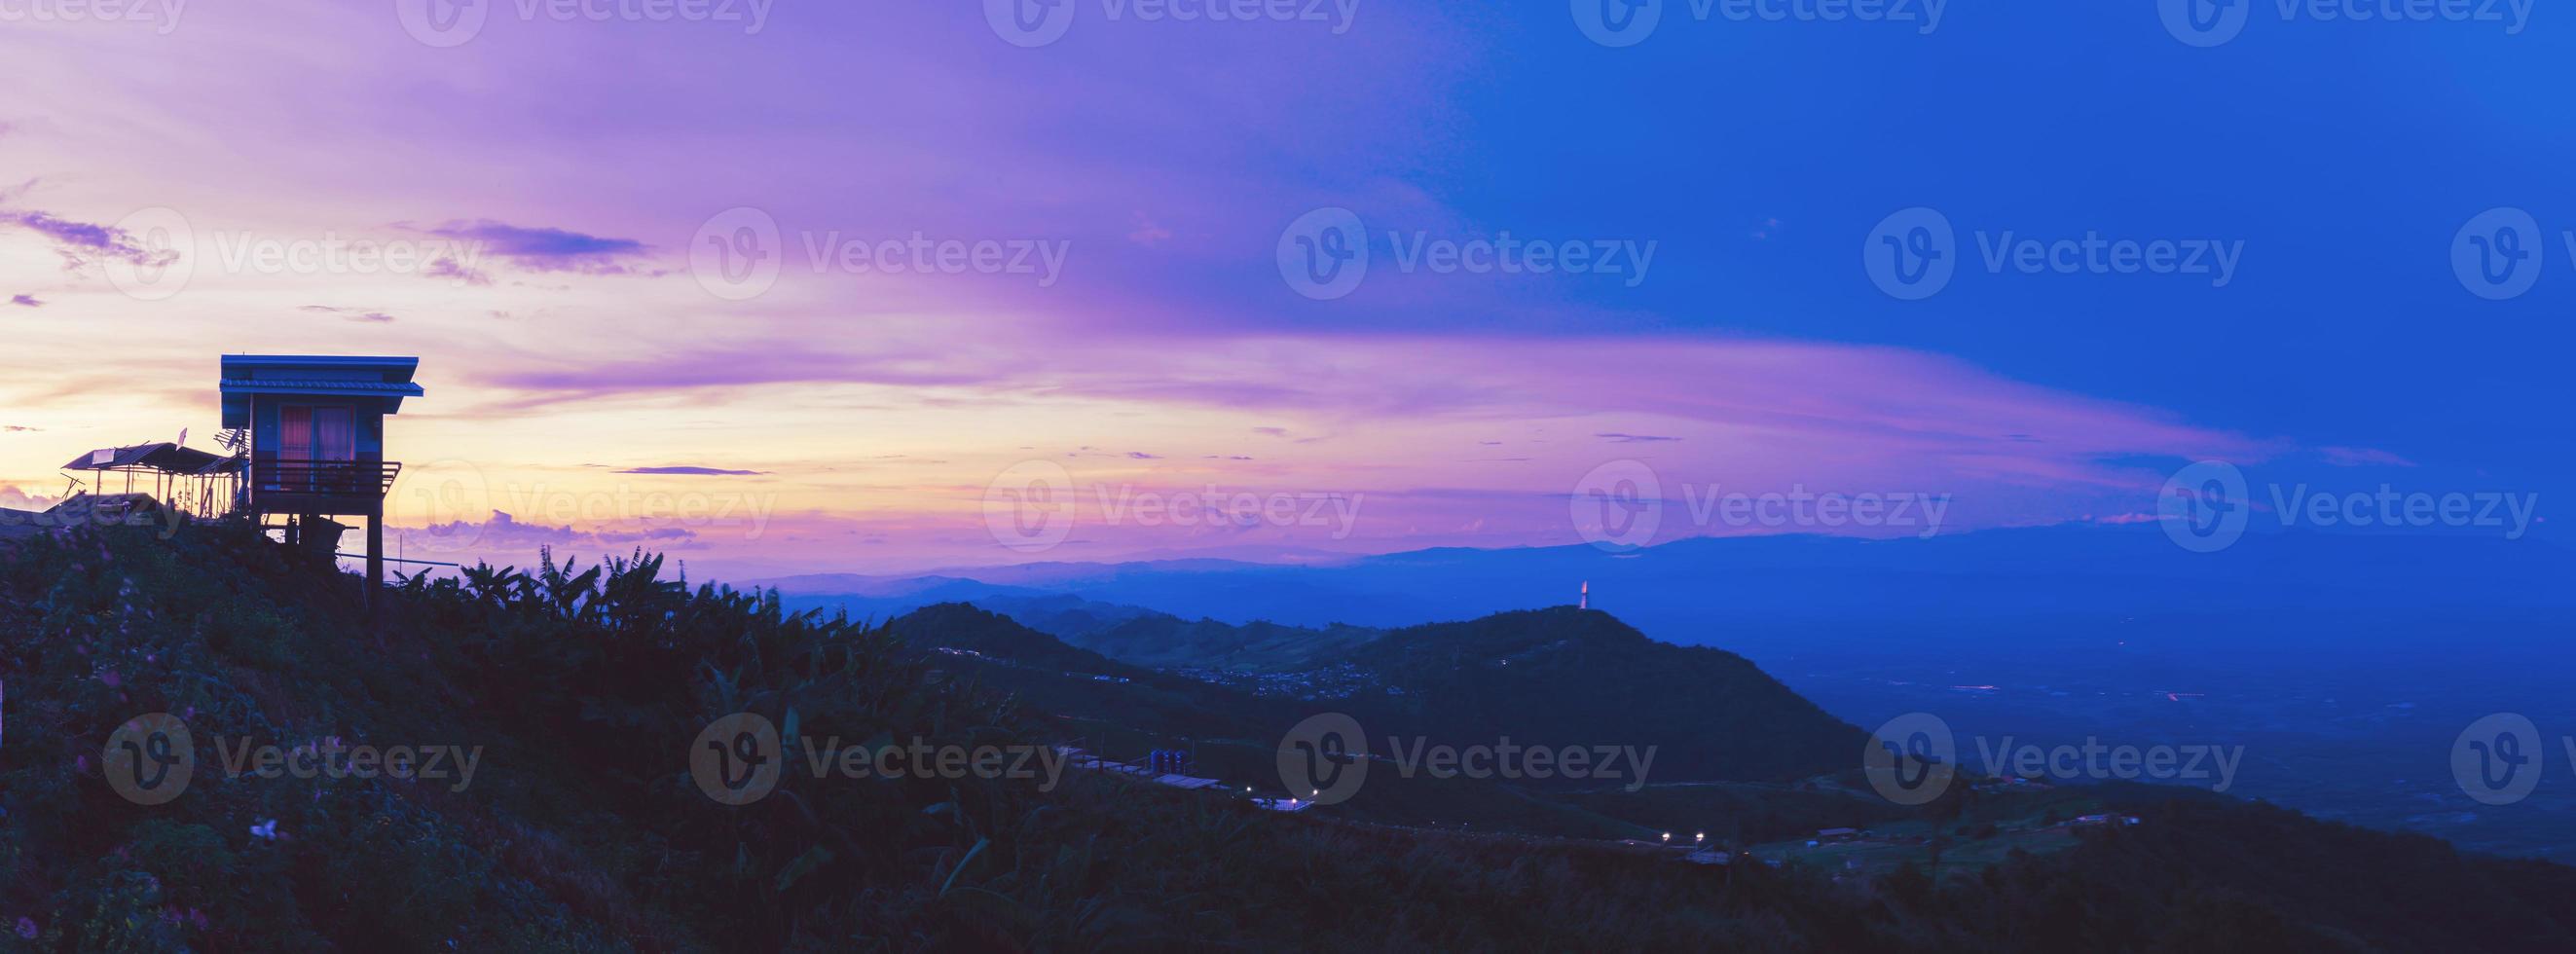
[218,354,424,601]
[57,442,241,520]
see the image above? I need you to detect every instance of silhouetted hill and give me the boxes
[877,602,1868,786]
[1054,612,1383,672]
[879,602,1141,677]
[877,603,1300,745]
[1346,607,1867,783]
[12,524,2576,951]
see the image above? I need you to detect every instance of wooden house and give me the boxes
[218,354,424,600]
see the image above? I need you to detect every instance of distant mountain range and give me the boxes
[877,602,1866,785]
[762,523,2576,858]
[751,524,2576,655]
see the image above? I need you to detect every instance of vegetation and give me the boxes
[1345,608,1870,783]
[5,524,2575,951]
[1047,612,1383,673]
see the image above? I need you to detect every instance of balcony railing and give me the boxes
[254,459,403,498]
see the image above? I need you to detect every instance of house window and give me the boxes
[314,407,355,461]
[278,405,356,461]
[279,405,312,460]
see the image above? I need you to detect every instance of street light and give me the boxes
[1695,832,1706,843]
[1660,832,1671,842]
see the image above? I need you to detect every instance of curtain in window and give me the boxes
[315,408,356,461]
[279,405,313,459]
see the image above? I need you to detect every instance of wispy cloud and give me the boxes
[1597,432,1680,443]
[419,219,651,276]
[2319,446,2414,468]
[7,295,38,308]
[299,305,396,323]
[616,465,767,476]
[1127,212,1173,245]
[392,510,701,553]
[423,256,493,286]
[0,206,174,271]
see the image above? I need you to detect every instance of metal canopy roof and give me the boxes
[61,442,239,475]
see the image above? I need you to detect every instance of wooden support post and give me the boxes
[366,502,386,612]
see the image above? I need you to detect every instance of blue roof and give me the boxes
[220,354,423,424]
[220,354,420,383]
[218,378,425,396]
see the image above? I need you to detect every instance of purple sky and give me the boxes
[3,1,2534,579]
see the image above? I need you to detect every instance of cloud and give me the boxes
[464,333,2267,478]
[0,206,176,271]
[0,487,61,512]
[1597,432,1680,443]
[423,255,494,286]
[2319,446,2414,468]
[299,305,396,323]
[2085,512,2160,525]
[1125,451,1161,459]
[420,219,651,275]
[8,295,38,308]
[392,510,701,551]
[616,466,768,476]
[1127,212,1173,245]
[2,424,40,432]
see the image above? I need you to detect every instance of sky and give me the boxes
[0,0,2566,579]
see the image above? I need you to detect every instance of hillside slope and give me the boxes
[7,524,2576,952]
[1346,607,1868,783]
